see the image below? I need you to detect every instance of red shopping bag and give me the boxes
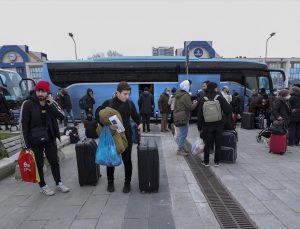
[18,149,40,183]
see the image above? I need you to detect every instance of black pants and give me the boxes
[288,121,300,145]
[85,109,93,118]
[202,129,222,164]
[168,111,174,128]
[32,142,61,187]
[141,114,151,131]
[107,141,133,183]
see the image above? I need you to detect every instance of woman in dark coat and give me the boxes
[288,87,300,146]
[272,89,291,130]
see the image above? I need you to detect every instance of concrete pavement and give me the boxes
[0,125,220,229]
[187,124,300,229]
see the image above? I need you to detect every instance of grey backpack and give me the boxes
[203,95,222,122]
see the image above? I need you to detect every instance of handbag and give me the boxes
[18,149,40,183]
[30,127,50,145]
[173,111,188,127]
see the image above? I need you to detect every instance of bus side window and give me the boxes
[245,76,258,97]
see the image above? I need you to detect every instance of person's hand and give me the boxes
[278,116,283,120]
[192,100,198,104]
[109,125,118,131]
[137,124,143,134]
[46,95,53,105]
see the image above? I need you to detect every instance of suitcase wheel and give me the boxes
[280,152,285,155]
[152,190,158,193]
[269,151,272,154]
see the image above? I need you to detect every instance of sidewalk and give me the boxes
[187,124,300,229]
[0,125,220,229]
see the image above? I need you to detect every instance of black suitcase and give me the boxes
[137,137,159,192]
[241,112,255,129]
[220,130,238,163]
[255,115,265,129]
[75,139,100,186]
[84,120,99,139]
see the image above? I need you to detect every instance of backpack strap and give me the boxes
[214,95,219,100]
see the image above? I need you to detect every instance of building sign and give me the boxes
[194,48,204,58]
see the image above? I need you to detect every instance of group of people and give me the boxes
[247,85,300,147]
[17,77,300,197]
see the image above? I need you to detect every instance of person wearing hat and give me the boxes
[61,89,76,127]
[271,89,291,129]
[20,80,70,196]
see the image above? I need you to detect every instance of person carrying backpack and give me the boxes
[197,82,232,167]
[80,88,95,118]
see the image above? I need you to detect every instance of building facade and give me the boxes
[247,57,300,87]
[152,47,174,56]
[0,45,47,81]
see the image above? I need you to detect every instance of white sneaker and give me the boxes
[56,182,70,193]
[41,185,55,196]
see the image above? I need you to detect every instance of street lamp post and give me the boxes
[68,33,77,60]
[265,32,276,63]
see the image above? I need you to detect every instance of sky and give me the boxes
[1,0,300,60]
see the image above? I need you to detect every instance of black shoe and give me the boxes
[201,160,210,167]
[107,181,115,193]
[123,182,131,193]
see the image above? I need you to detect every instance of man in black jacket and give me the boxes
[83,88,95,118]
[197,82,232,167]
[61,89,76,127]
[20,80,69,196]
[138,87,154,132]
[0,87,10,130]
[97,81,142,193]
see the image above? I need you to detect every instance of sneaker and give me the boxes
[177,149,188,156]
[56,182,70,193]
[107,181,115,193]
[123,182,131,193]
[201,161,210,167]
[214,162,221,167]
[41,185,55,196]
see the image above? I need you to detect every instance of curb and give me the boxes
[0,135,70,181]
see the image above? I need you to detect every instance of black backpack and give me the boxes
[79,96,85,110]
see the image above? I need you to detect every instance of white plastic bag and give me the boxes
[191,138,205,155]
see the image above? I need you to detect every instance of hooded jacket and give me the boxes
[272,97,291,127]
[290,87,300,122]
[139,91,154,114]
[83,88,95,110]
[174,90,196,120]
[62,91,72,111]
[20,93,65,148]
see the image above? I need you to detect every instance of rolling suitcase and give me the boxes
[241,112,255,129]
[269,134,287,155]
[75,139,100,186]
[220,130,238,163]
[137,137,159,192]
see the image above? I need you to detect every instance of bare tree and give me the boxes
[107,50,123,57]
[87,52,105,60]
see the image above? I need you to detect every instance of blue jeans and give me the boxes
[175,124,189,150]
[64,109,75,125]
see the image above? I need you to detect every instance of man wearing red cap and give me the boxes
[20,80,70,196]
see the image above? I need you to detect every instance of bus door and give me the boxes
[154,83,178,117]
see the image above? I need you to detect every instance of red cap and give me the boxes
[35,80,50,93]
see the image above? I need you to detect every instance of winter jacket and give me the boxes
[96,97,141,143]
[272,98,291,127]
[20,94,65,149]
[174,90,197,120]
[248,94,263,113]
[168,95,176,111]
[158,92,170,114]
[290,89,300,122]
[197,93,232,131]
[139,91,154,114]
[0,94,10,113]
[231,95,241,114]
[221,91,232,104]
[83,89,95,110]
[62,94,72,111]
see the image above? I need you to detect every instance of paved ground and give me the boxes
[0,125,220,229]
[187,124,300,229]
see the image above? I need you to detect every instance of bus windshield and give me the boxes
[0,70,29,101]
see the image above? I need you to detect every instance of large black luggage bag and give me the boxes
[220,130,238,163]
[241,112,255,129]
[255,115,265,129]
[75,139,100,186]
[137,137,159,192]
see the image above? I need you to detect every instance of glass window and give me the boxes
[245,76,258,97]
[0,70,25,100]
[289,62,300,86]
[259,76,270,94]
[30,67,43,81]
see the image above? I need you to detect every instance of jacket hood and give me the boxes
[87,88,93,95]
